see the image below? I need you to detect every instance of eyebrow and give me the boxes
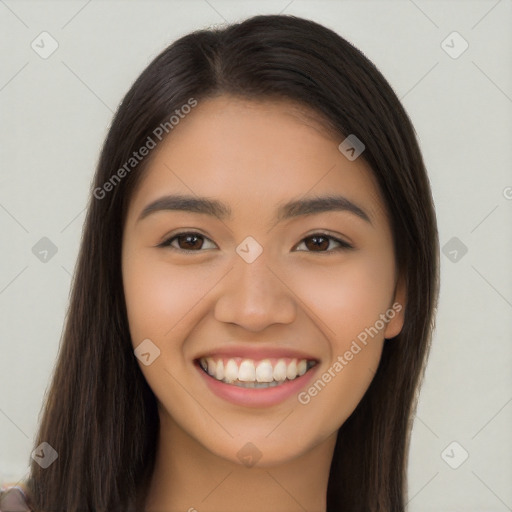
[136,193,372,224]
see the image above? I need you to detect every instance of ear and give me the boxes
[383,275,406,340]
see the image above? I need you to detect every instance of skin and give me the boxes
[121,95,406,512]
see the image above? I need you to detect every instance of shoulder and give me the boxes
[0,482,31,512]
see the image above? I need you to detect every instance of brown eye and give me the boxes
[159,232,216,252]
[158,231,352,254]
[304,235,329,251]
[295,233,353,253]
[175,233,203,250]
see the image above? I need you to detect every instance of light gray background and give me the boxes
[1,0,511,510]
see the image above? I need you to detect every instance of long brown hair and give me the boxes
[23,14,439,511]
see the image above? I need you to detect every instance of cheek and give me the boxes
[122,253,208,409]
[289,258,393,435]
[122,252,210,345]
[289,250,396,349]
[285,251,395,428]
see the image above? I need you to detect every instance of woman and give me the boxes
[1,13,439,512]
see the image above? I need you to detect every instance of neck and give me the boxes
[144,408,337,512]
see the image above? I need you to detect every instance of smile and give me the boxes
[198,356,318,388]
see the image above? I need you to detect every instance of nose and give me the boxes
[214,251,297,332]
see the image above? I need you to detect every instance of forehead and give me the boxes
[126,95,387,225]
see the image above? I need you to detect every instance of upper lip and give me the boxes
[195,345,319,361]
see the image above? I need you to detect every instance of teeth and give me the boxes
[199,356,316,386]
[297,359,307,376]
[286,360,297,380]
[255,360,274,382]
[207,358,217,377]
[224,359,238,383]
[215,359,224,381]
[273,359,287,381]
[239,360,256,381]
[234,380,281,389]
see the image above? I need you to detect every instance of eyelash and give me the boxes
[158,231,354,254]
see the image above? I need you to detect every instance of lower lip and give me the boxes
[195,361,319,407]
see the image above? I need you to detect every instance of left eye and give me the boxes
[294,233,353,253]
[158,231,353,253]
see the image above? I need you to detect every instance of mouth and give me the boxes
[195,356,319,389]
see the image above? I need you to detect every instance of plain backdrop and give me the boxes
[1,1,511,510]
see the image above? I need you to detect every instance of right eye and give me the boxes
[158,231,217,252]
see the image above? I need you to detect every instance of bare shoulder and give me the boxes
[0,481,31,511]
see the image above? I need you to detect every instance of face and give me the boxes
[122,95,406,467]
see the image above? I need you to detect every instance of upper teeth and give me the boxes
[199,357,315,384]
